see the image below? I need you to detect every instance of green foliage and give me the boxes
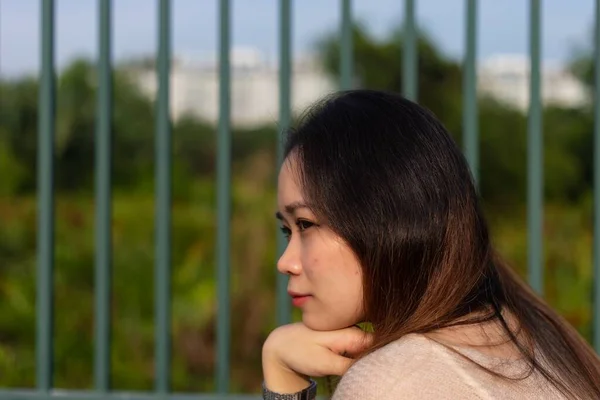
[569,35,595,90]
[0,130,27,196]
[0,174,279,391]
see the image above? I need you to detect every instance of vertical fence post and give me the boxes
[216,0,232,393]
[463,0,479,186]
[94,0,113,391]
[277,0,293,327]
[593,0,600,353]
[155,0,172,393]
[403,0,417,101]
[527,0,543,295]
[340,0,353,89]
[36,0,56,391]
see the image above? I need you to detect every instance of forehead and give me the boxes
[278,156,304,202]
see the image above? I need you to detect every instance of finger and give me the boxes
[345,337,373,357]
[325,326,374,357]
[341,330,373,357]
[321,353,355,377]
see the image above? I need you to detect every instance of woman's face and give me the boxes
[276,155,364,331]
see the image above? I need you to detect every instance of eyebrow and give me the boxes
[275,201,310,220]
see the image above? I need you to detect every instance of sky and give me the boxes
[0,0,596,77]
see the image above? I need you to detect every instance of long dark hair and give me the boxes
[283,89,600,398]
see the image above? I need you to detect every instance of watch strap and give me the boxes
[262,379,317,400]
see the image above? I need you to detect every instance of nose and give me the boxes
[277,239,302,276]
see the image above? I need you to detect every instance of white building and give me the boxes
[131,47,335,128]
[477,54,588,111]
[130,50,588,127]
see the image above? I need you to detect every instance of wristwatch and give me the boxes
[262,379,318,400]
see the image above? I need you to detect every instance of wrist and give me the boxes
[262,353,310,393]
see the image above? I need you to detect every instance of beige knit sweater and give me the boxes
[332,333,568,399]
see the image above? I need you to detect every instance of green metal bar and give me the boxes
[276,0,292,326]
[463,0,478,186]
[0,390,265,400]
[340,0,353,89]
[527,0,543,295]
[593,0,600,353]
[216,0,232,393]
[154,0,172,392]
[36,0,55,391]
[402,0,417,101]
[94,0,113,391]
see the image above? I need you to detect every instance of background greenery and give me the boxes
[0,23,597,393]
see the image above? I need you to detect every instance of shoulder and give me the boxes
[332,333,481,400]
[333,334,435,398]
[347,333,436,376]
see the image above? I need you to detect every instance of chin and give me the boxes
[302,313,357,331]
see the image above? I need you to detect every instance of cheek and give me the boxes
[298,238,324,277]
[300,257,319,282]
[300,233,362,293]
[306,249,361,291]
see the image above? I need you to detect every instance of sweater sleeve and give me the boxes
[331,334,484,400]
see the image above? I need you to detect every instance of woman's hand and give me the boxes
[261,322,372,394]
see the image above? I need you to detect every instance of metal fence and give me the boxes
[0,0,599,399]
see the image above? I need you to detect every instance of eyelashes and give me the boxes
[279,219,316,240]
[280,225,292,239]
[296,219,315,231]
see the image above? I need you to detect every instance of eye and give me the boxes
[296,219,315,232]
[279,225,292,240]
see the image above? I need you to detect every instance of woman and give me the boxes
[261,90,600,399]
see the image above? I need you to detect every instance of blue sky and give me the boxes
[0,0,596,77]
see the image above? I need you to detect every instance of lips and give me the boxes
[288,291,311,307]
